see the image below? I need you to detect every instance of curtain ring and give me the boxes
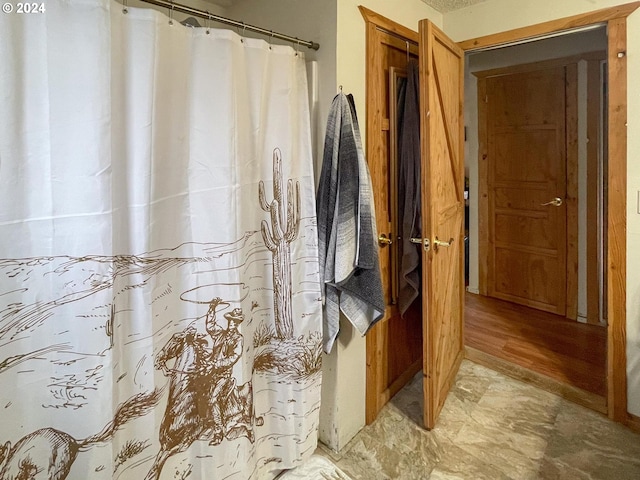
[168,1,174,26]
[295,40,300,57]
[240,22,245,43]
[406,40,410,63]
[122,0,128,14]
[269,30,274,50]
[206,12,211,35]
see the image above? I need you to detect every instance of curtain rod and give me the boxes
[134,0,320,51]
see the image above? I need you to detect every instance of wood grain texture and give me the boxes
[565,63,579,320]
[474,51,606,323]
[365,19,385,425]
[483,65,568,315]
[458,2,640,51]
[359,6,419,44]
[363,13,422,426]
[388,66,406,305]
[465,293,606,398]
[606,17,628,423]
[586,58,604,324]
[419,20,465,429]
[477,78,489,296]
[365,320,383,424]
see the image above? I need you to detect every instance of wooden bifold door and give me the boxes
[418,20,465,429]
[361,7,423,425]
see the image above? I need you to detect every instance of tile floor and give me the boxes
[318,360,640,479]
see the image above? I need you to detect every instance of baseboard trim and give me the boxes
[465,346,607,414]
[625,412,640,433]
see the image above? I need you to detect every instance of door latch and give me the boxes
[410,237,430,252]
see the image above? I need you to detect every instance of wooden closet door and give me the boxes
[418,20,465,429]
[362,9,422,424]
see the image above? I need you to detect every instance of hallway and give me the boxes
[464,292,606,398]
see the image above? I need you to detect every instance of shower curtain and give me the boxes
[0,2,322,479]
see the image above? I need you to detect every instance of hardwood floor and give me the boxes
[464,292,607,397]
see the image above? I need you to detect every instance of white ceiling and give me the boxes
[421,0,488,13]
[202,0,490,14]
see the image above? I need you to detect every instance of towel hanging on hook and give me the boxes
[316,92,385,352]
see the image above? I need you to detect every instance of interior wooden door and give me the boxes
[361,7,422,424]
[418,20,465,429]
[484,66,569,315]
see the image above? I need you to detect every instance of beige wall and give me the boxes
[445,0,640,418]
[628,11,640,420]
[444,0,632,41]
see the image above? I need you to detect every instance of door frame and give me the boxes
[362,2,638,428]
[360,6,422,424]
[460,1,639,425]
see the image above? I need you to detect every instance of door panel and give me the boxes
[494,248,562,308]
[363,18,422,424]
[419,20,465,429]
[486,67,568,315]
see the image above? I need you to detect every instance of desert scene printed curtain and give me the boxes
[0,1,322,479]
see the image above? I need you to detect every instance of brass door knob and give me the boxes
[378,233,393,246]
